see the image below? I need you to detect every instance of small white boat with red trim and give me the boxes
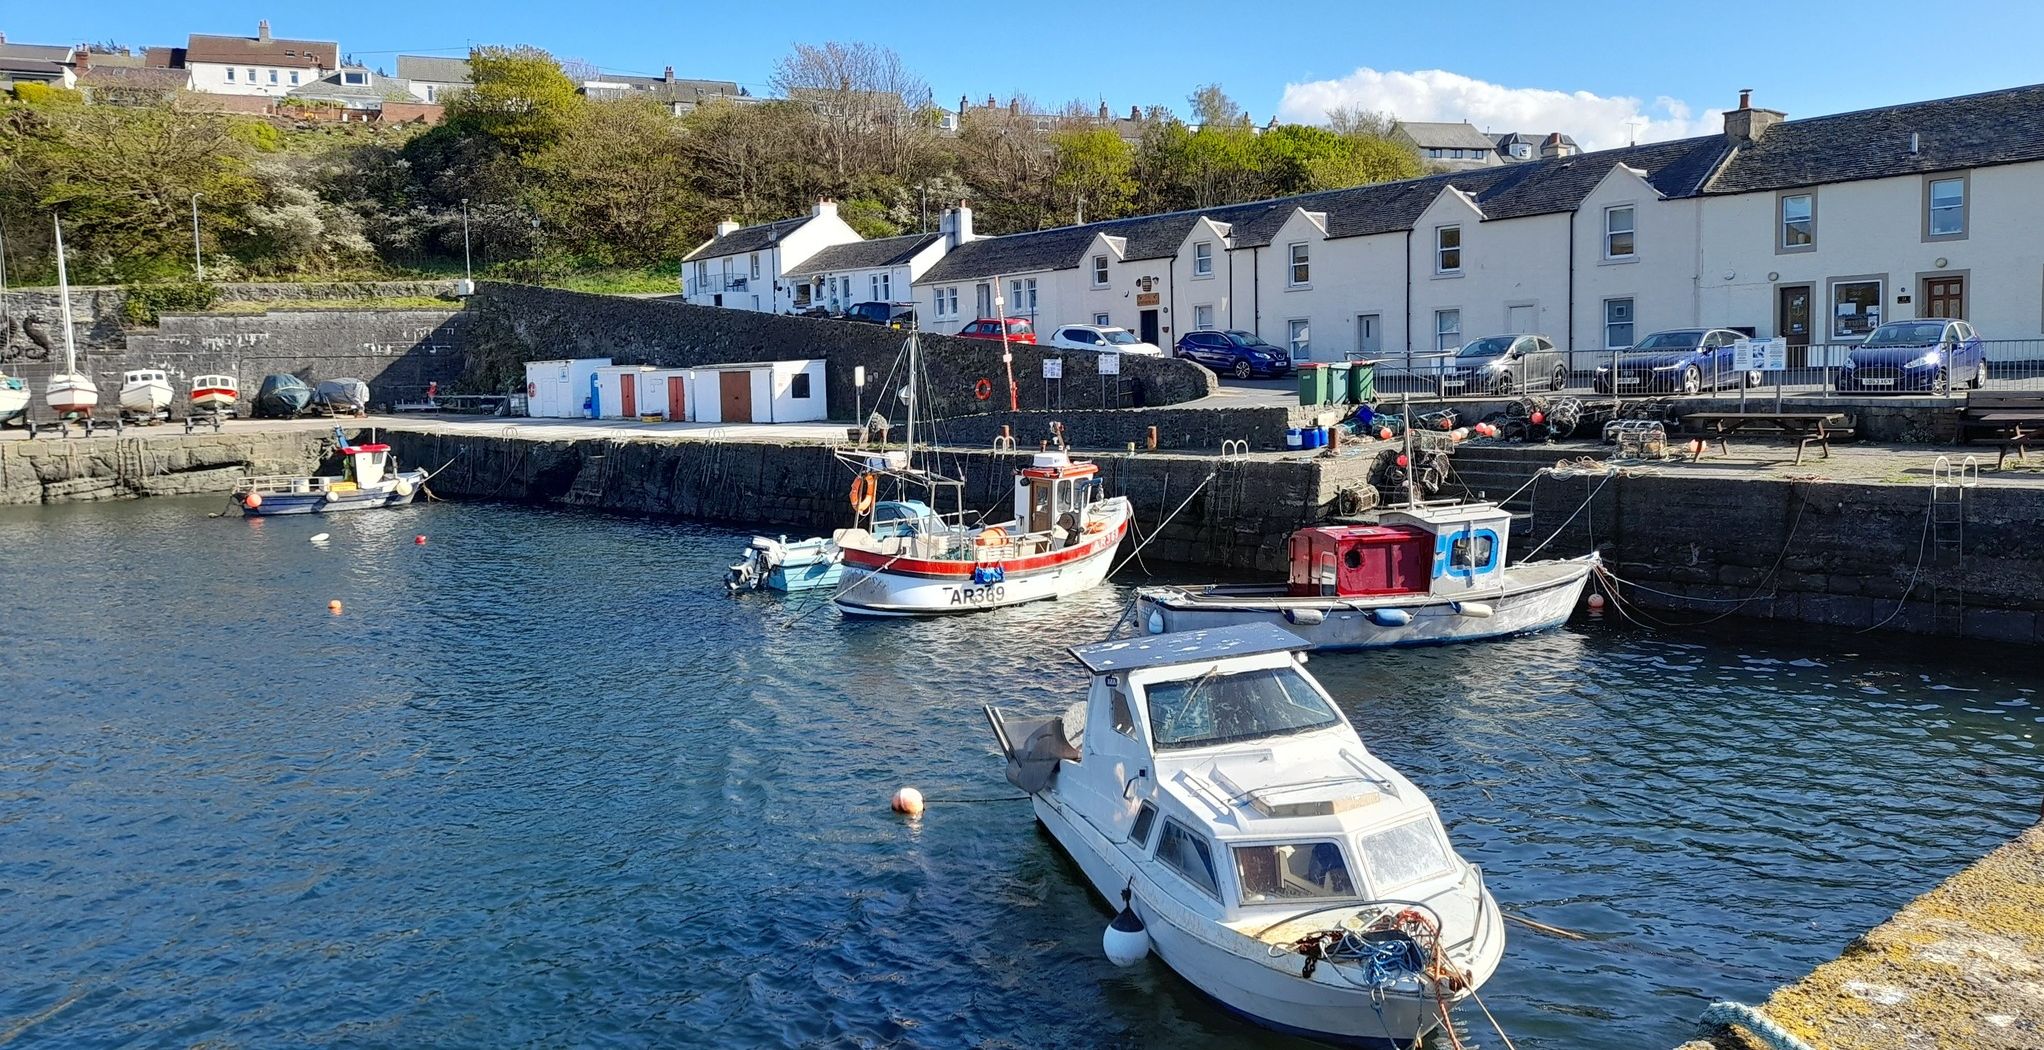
[232,427,427,516]
[832,449,1131,616]
[985,623,1506,1048]
[185,374,237,433]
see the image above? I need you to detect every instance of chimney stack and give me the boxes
[258,19,271,42]
[813,198,838,218]
[716,220,740,237]
[940,201,975,247]
[663,66,674,83]
[1723,87,1785,145]
[72,44,91,73]
[1129,105,1140,121]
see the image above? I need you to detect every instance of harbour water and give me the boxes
[2,498,2038,1049]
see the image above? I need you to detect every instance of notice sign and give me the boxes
[1098,353,1121,375]
[1042,358,1063,379]
[1732,337,1788,372]
[1136,292,1161,308]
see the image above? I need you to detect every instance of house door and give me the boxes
[719,371,753,423]
[668,376,689,421]
[1356,314,1382,357]
[1505,303,1537,335]
[1923,275,1965,319]
[619,376,637,417]
[1139,309,1160,345]
[1777,284,1813,367]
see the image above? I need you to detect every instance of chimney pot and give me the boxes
[663,66,674,82]
[258,19,271,42]
[73,45,91,72]
[1738,88,1752,110]
[1130,105,1140,120]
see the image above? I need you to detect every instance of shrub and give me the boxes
[122,281,220,326]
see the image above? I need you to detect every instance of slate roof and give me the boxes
[920,134,1729,283]
[1705,82,2044,194]
[288,70,411,104]
[143,46,187,68]
[683,216,817,261]
[395,55,471,84]
[783,233,942,277]
[0,42,71,77]
[1396,121,1504,151]
[78,65,191,90]
[1494,131,1580,151]
[186,32,337,70]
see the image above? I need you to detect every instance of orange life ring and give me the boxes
[974,378,993,401]
[975,525,1008,547]
[849,473,877,515]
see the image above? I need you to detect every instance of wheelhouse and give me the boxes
[1288,503,1512,600]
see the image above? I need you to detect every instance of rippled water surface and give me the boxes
[2,498,2038,1049]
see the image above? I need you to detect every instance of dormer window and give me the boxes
[1511,143,1530,159]
[342,71,367,86]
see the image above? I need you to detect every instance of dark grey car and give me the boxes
[1437,334,1567,395]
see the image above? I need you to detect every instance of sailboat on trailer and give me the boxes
[44,216,99,420]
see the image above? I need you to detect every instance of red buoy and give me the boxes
[1530,411,1546,425]
[414,535,427,545]
[1396,454,1410,468]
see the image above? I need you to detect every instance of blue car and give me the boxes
[1174,330,1294,379]
[1592,328,1763,395]
[1835,319,1986,394]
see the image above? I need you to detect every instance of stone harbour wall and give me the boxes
[0,427,340,505]
[0,280,461,356]
[461,283,1218,420]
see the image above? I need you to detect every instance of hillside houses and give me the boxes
[682,203,977,315]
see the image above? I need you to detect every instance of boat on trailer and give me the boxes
[43,216,100,429]
[985,623,1505,1048]
[233,428,427,516]
[186,374,237,432]
[1139,499,1595,650]
[118,368,174,423]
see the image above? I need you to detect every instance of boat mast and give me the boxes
[53,215,77,375]
[1401,391,1418,507]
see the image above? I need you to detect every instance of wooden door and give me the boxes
[1924,276,1965,319]
[1356,314,1381,356]
[619,375,637,417]
[1139,310,1160,345]
[1777,285,1812,367]
[668,376,688,421]
[719,370,753,423]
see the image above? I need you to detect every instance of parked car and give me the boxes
[1836,318,1986,393]
[1174,329,1294,379]
[1046,324,1164,356]
[845,301,917,329]
[955,317,1036,344]
[1591,328,1763,394]
[1437,334,1567,395]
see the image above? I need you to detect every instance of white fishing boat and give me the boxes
[827,329,1131,617]
[190,374,239,414]
[232,427,427,516]
[0,374,26,425]
[118,368,174,422]
[985,623,1506,1048]
[1138,501,1596,650]
[43,216,98,421]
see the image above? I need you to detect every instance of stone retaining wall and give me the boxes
[462,283,1217,420]
[0,281,461,356]
[0,427,338,505]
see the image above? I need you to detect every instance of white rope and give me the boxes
[1699,1001,1818,1050]
[1519,471,1613,562]
[1104,469,1218,579]
[1859,485,1935,633]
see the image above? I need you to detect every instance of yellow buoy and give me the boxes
[891,787,924,818]
[328,599,344,614]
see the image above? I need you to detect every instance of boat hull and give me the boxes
[1031,790,1446,1048]
[190,390,238,412]
[771,560,843,592]
[835,501,1130,617]
[45,374,99,416]
[1139,556,1596,650]
[238,471,427,516]
[0,382,28,420]
[119,382,173,416]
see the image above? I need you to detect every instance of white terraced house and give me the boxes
[682,203,973,315]
[182,20,335,97]
[911,82,2044,368]
[782,206,972,316]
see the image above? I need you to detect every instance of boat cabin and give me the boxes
[191,374,238,396]
[1013,452,1101,539]
[1041,625,1470,923]
[123,369,168,387]
[340,443,393,488]
[1288,503,1513,598]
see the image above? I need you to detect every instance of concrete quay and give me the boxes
[1677,820,2043,1050]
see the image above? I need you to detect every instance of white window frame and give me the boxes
[289,70,300,85]
[1091,254,1109,288]
[1194,304,1214,331]
[1436,225,1462,274]
[1287,242,1310,288]
[1287,319,1311,360]
[1093,312,1111,326]
[1926,176,1967,240]
[1009,278,1038,315]
[268,69,279,85]
[869,273,890,301]
[225,67,235,82]
[1193,242,1213,277]
[1779,192,1815,252]
[1604,205,1636,260]
[1603,297,1634,350]
[1435,309,1461,352]
[749,253,761,280]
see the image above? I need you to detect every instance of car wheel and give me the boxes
[1972,360,1988,389]
[1679,366,1702,396]
[1551,365,1567,392]
[1232,359,1253,380]
[1934,367,1951,395]
[1493,373,1515,397]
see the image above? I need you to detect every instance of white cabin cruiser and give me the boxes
[119,368,174,422]
[986,624,1504,1047]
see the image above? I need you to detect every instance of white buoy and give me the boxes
[1103,888,1150,967]
[891,786,924,818]
[1146,610,1165,635]
[1453,601,1496,619]
[309,533,331,544]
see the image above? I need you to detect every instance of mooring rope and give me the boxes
[1698,1001,1817,1050]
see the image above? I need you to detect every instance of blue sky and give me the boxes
[21,0,2044,149]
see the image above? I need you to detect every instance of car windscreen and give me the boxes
[1225,332,1277,349]
[1631,331,1704,350]
[1143,665,1341,750]
[1457,336,1515,358]
[1864,322,1946,346]
[1103,330,1138,344]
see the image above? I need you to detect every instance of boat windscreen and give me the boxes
[1143,666,1340,750]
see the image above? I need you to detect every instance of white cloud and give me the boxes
[1278,68,1722,152]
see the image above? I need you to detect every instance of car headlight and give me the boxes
[1651,363,1685,371]
[1485,361,1511,371]
[1906,351,1942,368]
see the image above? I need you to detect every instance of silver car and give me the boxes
[1438,334,1567,395]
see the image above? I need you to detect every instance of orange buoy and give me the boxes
[1586,593,1607,611]
[242,491,262,509]
[328,599,344,614]
[1378,428,1393,441]
[1530,411,1546,425]
[1395,453,1410,468]
[891,787,925,817]
[848,473,878,515]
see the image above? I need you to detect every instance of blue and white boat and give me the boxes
[232,429,426,516]
[727,534,844,593]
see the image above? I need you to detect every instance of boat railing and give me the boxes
[237,473,341,495]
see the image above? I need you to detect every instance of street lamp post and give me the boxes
[461,198,473,281]
[190,192,205,282]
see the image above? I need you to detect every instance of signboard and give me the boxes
[1136,292,1161,308]
[1098,353,1121,375]
[1042,358,1063,380]
[1732,337,1788,372]
[1136,276,1156,292]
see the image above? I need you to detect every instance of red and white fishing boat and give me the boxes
[826,328,1131,617]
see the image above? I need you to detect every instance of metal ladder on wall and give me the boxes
[1929,456,1977,635]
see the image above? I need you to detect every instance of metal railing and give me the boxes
[683,274,751,297]
[1341,339,2044,400]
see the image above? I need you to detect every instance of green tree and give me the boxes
[443,45,582,156]
[1047,125,1135,225]
[531,98,701,264]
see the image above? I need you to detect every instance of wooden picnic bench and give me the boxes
[1955,391,2044,468]
[1680,411,1852,465]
